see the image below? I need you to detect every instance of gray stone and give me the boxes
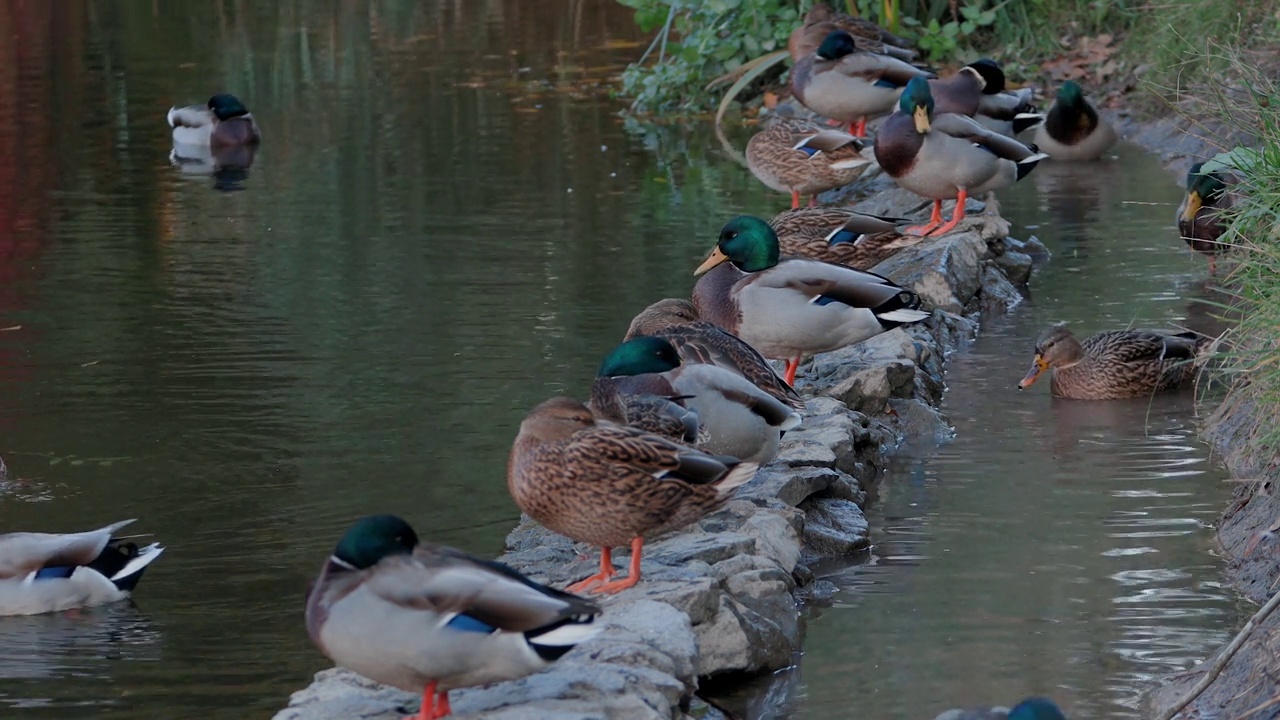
[992,249,1033,285]
[798,497,871,555]
[978,262,1025,316]
[736,465,840,507]
[872,230,989,313]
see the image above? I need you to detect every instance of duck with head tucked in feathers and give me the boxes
[624,298,804,412]
[929,59,1044,137]
[745,117,872,209]
[305,515,601,720]
[1017,325,1210,400]
[0,519,164,616]
[692,216,930,387]
[791,30,935,138]
[508,398,759,596]
[768,207,922,269]
[1178,160,1243,275]
[1033,81,1116,161]
[788,2,918,63]
[874,77,1047,237]
[594,336,801,464]
[167,93,262,148]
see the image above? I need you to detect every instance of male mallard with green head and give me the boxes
[624,298,804,411]
[692,216,930,386]
[791,30,934,138]
[936,697,1068,720]
[508,398,759,595]
[594,336,801,464]
[305,515,600,720]
[0,519,164,616]
[167,94,262,147]
[930,59,1043,137]
[1178,161,1242,275]
[768,207,921,269]
[1032,80,1116,161]
[745,118,872,209]
[1017,325,1210,400]
[874,76,1046,237]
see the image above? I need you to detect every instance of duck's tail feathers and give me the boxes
[876,308,931,323]
[1016,151,1049,181]
[526,617,602,661]
[108,543,165,592]
[1012,113,1045,134]
[714,461,760,498]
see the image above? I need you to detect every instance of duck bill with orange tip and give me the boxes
[1018,353,1050,389]
[1182,190,1203,223]
[695,247,730,276]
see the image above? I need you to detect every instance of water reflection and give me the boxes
[0,603,163,690]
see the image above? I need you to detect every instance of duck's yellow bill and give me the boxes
[1017,354,1049,389]
[694,247,729,277]
[1182,191,1203,223]
[913,105,930,134]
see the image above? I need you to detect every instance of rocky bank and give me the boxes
[274,167,1041,720]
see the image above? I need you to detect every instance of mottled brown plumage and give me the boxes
[787,2,917,62]
[1017,326,1211,400]
[769,207,921,268]
[624,298,803,411]
[588,375,701,444]
[508,397,758,593]
[745,118,871,208]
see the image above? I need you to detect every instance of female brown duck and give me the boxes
[1017,325,1210,400]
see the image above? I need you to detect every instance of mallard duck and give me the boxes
[1178,161,1242,275]
[791,30,934,138]
[874,77,1046,237]
[589,369,701,445]
[624,298,804,411]
[1017,325,1210,399]
[594,336,801,464]
[1032,80,1116,161]
[935,697,1067,720]
[746,118,872,209]
[692,215,930,386]
[167,94,262,147]
[508,397,759,594]
[788,2,917,63]
[305,515,601,720]
[0,519,164,616]
[930,59,1044,137]
[768,207,921,268]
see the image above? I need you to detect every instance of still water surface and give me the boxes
[0,2,1236,719]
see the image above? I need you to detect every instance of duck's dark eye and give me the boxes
[728,231,738,239]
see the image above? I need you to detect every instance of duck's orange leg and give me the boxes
[850,117,867,138]
[903,199,943,236]
[594,537,644,594]
[783,357,800,386]
[433,691,452,719]
[405,682,437,720]
[790,190,801,210]
[927,189,968,237]
[566,547,615,593]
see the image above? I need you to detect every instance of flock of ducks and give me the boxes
[0,6,1249,719]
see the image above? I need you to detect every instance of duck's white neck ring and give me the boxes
[329,556,358,570]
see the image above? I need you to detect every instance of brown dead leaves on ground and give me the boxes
[1040,34,1132,107]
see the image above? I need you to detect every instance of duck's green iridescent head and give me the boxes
[899,77,935,133]
[208,94,250,121]
[333,515,418,569]
[815,30,858,61]
[1183,162,1228,222]
[1056,80,1084,107]
[598,336,682,377]
[694,216,780,275]
[1007,697,1067,720]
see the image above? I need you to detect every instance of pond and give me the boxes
[0,2,1237,719]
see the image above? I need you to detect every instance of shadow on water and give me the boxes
[0,2,1243,719]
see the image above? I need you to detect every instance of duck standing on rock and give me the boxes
[0,519,164,616]
[692,215,930,387]
[768,207,921,269]
[1178,160,1242,274]
[305,515,601,720]
[594,336,801,464]
[745,117,872,209]
[874,77,1046,237]
[508,397,759,595]
[1032,80,1116,161]
[1017,325,1211,400]
[791,30,935,138]
[623,298,804,411]
[929,59,1043,137]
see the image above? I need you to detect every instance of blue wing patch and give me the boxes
[812,295,842,306]
[34,566,76,581]
[445,614,497,634]
[796,144,821,157]
[828,230,860,246]
[874,78,900,89]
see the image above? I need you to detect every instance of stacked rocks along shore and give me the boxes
[275,164,1046,720]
